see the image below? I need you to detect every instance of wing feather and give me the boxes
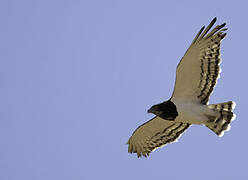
[127,116,190,157]
[191,26,205,45]
[198,17,217,40]
[172,18,227,104]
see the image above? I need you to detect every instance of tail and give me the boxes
[206,101,236,137]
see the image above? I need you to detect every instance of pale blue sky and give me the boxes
[1,0,247,179]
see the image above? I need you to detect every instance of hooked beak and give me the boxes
[147,109,152,113]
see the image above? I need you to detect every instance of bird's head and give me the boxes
[147,104,163,116]
[147,101,178,120]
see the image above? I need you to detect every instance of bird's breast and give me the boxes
[171,97,206,124]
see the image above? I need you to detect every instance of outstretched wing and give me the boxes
[171,17,227,104]
[127,116,190,157]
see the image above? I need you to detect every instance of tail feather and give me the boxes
[206,101,236,136]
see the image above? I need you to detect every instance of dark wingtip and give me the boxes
[220,23,226,28]
[200,26,205,31]
[212,17,217,23]
[221,28,228,32]
[221,33,227,39]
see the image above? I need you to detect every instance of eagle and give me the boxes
[127,17,236,158]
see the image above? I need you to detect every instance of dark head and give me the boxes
[147,104,163,116]
[147,100,178,120]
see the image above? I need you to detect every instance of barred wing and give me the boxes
[127,116,190,158]
[172,17,227,104]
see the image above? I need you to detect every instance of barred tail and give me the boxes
[206,101,236,137]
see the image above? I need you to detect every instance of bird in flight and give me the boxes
[127,17,236,158]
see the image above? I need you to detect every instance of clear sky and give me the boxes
[1,0,247,179]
